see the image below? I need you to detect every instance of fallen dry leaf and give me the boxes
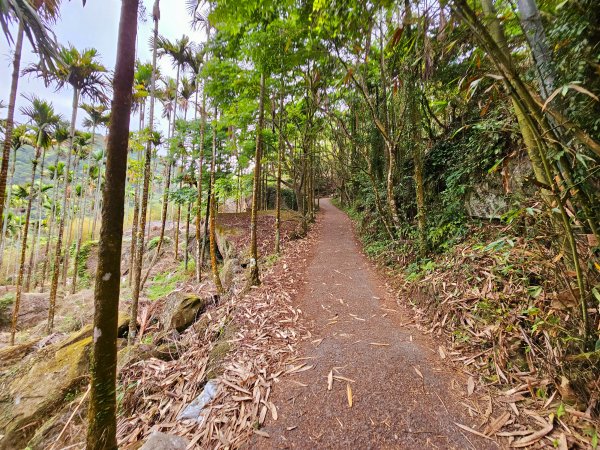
[347,383,353,408]
[467,376,475,396]
[511,423,553,447]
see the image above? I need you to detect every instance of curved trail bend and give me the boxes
[255,199,497,449]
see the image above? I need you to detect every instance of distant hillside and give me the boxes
[9,136,107,186]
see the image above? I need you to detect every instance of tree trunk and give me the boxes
[10,146,41,345]
[48,88,80,332]
[86,1,138,448]
[0,147,18,273]
[249,73,265,286]
[199,177,211,270]
[174,176,181,261]
[128,181,140,285]
[0,22,24,274]
[130,0,160,343]
[275,77,284,255]
[40,148,61,292]
[73,132,97,293]
[26,145,47,290]
[62,151,80,287]
[195,89,205,282]
[209,107,224,292]
[184,201,190,270]
[141,159,171,288]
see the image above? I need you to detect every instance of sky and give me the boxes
[0,0,207,137]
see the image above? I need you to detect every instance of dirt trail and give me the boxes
[254,199,498,449]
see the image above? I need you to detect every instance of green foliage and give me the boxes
[0,293,14,326]
[147,236,172,251]
[147,270,184,301]
[73,240,98,286]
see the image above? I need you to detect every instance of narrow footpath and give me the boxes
[255,199,498,449]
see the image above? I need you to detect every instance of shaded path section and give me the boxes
[254,199,497,449]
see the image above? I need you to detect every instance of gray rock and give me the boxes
[160,293,207,332]
[140,431,189,450]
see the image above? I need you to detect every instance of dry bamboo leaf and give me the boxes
[346,383,353,408]
[454,422,494,440]
[269,401,278,421]
[333,375,355,383]
[327,370,333,391]
[467,376,475,396]
[484,412,511,436]
[438,346,446,359]
[511,423,553,447]
[259,405,267,425]
[497,430,534,437]
[369,342,390,347]
[557,433,568,450]
[286,426,297,431]
[254,429,270,438]
[414,367,423,379]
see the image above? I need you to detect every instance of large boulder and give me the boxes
[465,155,534,219]
[214,225,237,261]
[0,315,130,449]
[0,336,92,449]
[220,257,242,290]
[160,293,208,332]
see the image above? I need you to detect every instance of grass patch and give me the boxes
[146,270,184,301]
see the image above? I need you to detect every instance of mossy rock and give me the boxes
[0,293,14,327]
[214,226,237,260]
[0,315,129,449]
[0,339,40,370]
[220,258,241,290]
[0,336,92,449]
[58,313,130,350]
[160,293,208,333]
[117,342,180,371]
[192,314,211,337]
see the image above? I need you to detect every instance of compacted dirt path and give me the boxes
[254,199,498,449]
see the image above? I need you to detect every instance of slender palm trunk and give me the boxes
[195,89,205,282]
[0,23,24,274]
[40,149,61,291]
[128,174,140,285]
[25,146,47,290]
[142,160,171,288]
[87,2,139,448]
[48,88,79,332]
[10,147,41,345]
[62,152,80,287]
[209,107,223,292]
[275,77,284,254]
[130,1,159,343]
[174,175,181,261]
[249,73,265,286]
[0,148,18,274]
[91,155,103,239]
[72,130,97,293]
[199,178,211,270]
[184,202,190,270]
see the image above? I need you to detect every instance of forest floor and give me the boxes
[254,199,498,449]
